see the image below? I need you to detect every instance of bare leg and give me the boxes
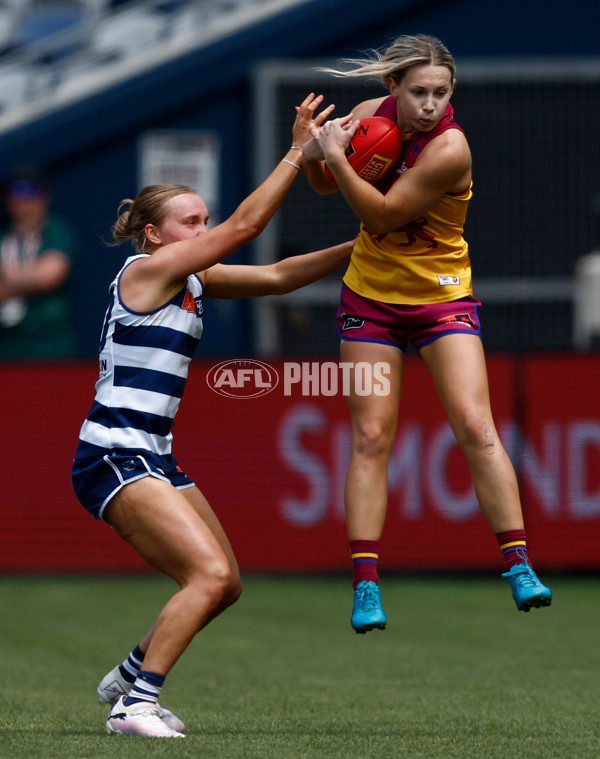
[104,479,242,677]
[341,340,404,540]
[419,334,524,532]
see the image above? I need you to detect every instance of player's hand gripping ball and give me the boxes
[324,116,402,187]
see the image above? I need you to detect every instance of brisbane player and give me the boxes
[301,34,552,632]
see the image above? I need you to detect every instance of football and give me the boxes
[324,116,402,187]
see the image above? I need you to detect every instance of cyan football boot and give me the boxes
[502,553,552,612]
[351,580,387,633]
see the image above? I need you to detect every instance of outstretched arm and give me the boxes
[203,240,354,299]
[184,93,336,278]
[119,93,335,312]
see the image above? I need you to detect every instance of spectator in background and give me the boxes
[0,167,78,359]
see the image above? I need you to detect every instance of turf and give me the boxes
[0,574,598,759]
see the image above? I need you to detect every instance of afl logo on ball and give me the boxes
[206,359,279,398]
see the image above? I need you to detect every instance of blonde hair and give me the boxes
[319,34,456,87]
[110,184,196,252]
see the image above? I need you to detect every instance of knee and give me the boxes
[353,418,395,460]
[455,414,498,455]
[222,570,243,608]
[204,559,242,610]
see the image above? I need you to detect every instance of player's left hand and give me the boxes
[292,93,335,150]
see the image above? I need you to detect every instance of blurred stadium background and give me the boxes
[1,0,599,575]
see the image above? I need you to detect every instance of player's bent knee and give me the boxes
[226,577,243,607]
[354,421,395,459]
[201,560,241,609]
[217,563,242,606]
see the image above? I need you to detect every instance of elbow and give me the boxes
[360,204,406,236]
[314,180,338,197]
[272,281,292,296]
[363,221,390,236]
[234,216,266,245]
[244,214,267,241]
[264,263,295,296]
[266,272,288,296]
[362,216,400,236]
[230,202,274,243]
[315,184,337,197]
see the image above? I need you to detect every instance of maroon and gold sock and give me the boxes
[350,539,380,589]
[496,529,531,570]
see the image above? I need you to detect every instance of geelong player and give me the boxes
[72,93,355,737]
[301,34,552,632]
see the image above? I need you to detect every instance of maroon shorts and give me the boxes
[336,284,482,352]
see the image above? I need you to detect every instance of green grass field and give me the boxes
[0,574,598,759]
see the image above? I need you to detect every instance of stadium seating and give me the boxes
[0,0,28,53]
[0,0,270,115]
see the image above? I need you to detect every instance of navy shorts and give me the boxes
[72,450,195,521]
[336,285,482,352]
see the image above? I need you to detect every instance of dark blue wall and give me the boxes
[0,0,596,356]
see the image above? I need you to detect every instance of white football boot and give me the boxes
[105,696,185,737]
[98,666,185,733]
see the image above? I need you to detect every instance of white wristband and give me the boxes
[281,159,301,170]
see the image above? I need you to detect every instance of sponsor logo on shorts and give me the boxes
[437,312,477,329]
[437,275,460,286]
[340,313,365,330]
